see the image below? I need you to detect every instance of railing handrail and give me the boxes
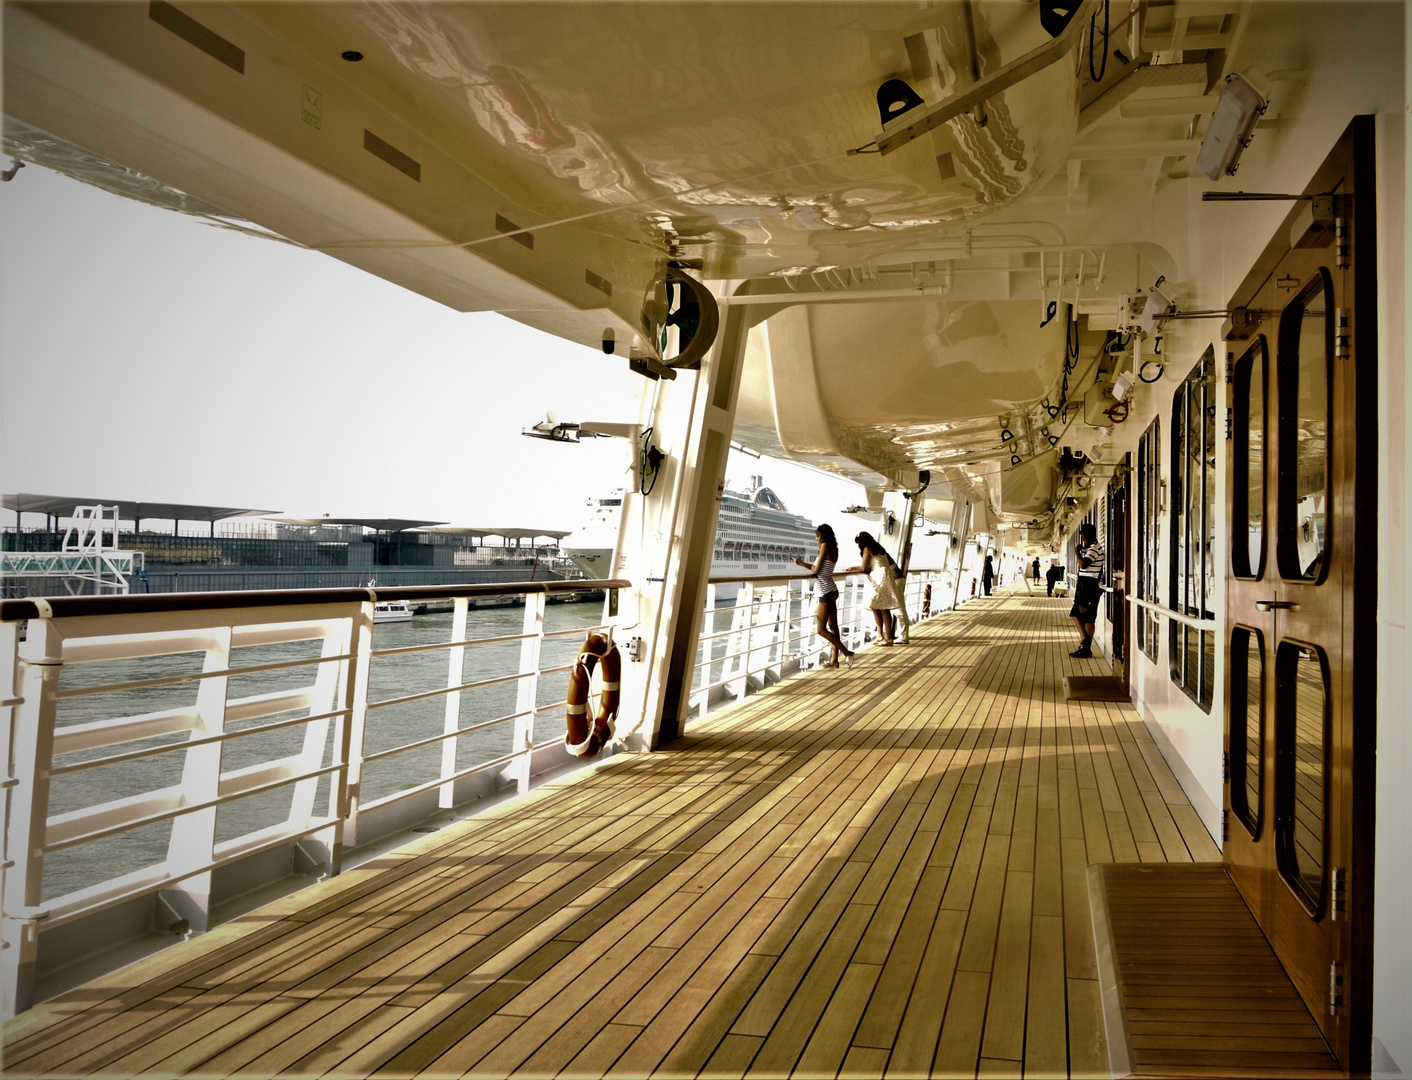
[705,567,944,587]
[1125,593,1218,629]
[0,578,632,623]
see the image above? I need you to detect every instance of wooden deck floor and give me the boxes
[2,588,1225,1078]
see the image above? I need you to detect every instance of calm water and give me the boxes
[38,593,831,902]
[40,601,607,902]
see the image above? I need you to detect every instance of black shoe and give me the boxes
[1070,646,1093,658]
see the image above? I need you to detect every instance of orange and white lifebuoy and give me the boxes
[565,633,620,758]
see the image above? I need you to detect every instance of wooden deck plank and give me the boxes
[979,870,1034,1061]
[1024,913,1069,1077]
[792,961,882,1075]
[933,968,991,1076]
[887,907,968,1072]
[640,954,776,1076]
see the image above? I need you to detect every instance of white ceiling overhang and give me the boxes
[5,0,1389,530]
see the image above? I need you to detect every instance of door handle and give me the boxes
[1254,599,1297,611]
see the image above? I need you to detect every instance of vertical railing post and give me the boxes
[338,599,375,850]
[290,621,348,878]
[722,589,745,694]
[801,578,820,669]
[513,592,545,796]
[731,583,754,699]
[843,577,859,652]
[159,627,232,935]
[2,617,63,1018]
[798,579,817,670]
[767,585,784,681]
[0,621,19,969]
[695,584,716,717]
[745,582,759,686]
[439,597,469,809]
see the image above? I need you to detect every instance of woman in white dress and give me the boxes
[851,532,905,645]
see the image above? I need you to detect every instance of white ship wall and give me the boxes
[1374,105,1410,1080]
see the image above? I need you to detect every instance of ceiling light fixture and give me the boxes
[1195,73,1267,180]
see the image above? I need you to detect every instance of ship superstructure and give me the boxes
[563,477,816,583]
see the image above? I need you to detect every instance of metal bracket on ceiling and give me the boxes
[873,0,1095,155]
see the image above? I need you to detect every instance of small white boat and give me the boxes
[373,601,414,624]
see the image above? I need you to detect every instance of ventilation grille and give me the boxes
[495,214,534,250]
[363,130,421,182]
[149,1,244,73]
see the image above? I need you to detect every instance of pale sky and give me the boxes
[0,164,862,533]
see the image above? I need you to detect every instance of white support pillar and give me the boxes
[950,499,974,611]
[159,626,231,935]
[882,488,918,639]
[439,598,469,809]
[609,291,760,749]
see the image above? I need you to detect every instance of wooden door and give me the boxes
[1106,472,1127,666]
[1223,118,1376,1073]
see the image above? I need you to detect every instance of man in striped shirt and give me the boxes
[1070,522,1104,658]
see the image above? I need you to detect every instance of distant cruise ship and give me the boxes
[563,476,818,588]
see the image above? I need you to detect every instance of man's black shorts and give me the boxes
[1070,576,1101,622]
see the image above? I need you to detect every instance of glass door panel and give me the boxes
[1232,337,1268,578]
[1278,271,1332,582]
[1229,626,1264,838]
[1276,641,1328,915]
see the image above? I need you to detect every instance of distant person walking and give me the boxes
[1070,523,1105,658]
[1032,557,1041,584]
[1046,559,1064,597]
[794,524,853,668]
[981,554,995,596]
[850,531,905,646]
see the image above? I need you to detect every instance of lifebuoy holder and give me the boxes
[565,633,621,758]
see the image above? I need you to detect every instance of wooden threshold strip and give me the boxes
[1089,862,1340,1079]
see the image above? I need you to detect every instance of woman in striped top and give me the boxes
[794,524,853,668]
[1070,522,1105,658]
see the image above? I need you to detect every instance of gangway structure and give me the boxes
[0,505,143,595]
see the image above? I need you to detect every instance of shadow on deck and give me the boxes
[1,587,1230,1078]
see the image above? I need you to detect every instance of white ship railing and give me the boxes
[690,569,951,716]
[0,578,626,1017]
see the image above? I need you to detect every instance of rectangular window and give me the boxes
[1134,417,1161,661]
[1168,347,1218,711]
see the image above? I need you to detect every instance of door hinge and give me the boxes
[1222,751,1230,782]
[1225,407,1233,441]
[1221,809,1229,842]
[1335,309,1351,358]
[1225,353,1235,383]
[1330,866,1347,921]
[1329,961,1344,1014]
[1336,217,1351,269]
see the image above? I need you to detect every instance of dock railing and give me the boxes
[0,579,627,1017]
[690,568,951,716]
